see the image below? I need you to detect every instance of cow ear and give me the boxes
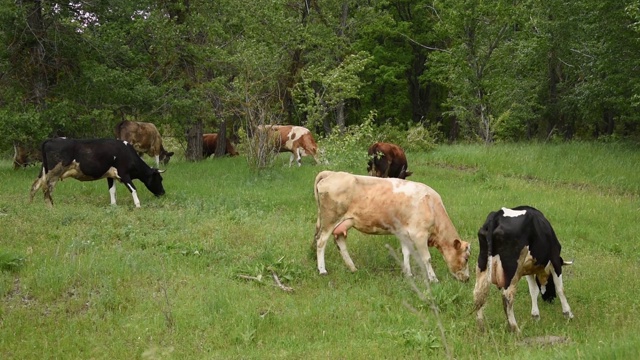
[168,152,175,156]
[453,239,462,250]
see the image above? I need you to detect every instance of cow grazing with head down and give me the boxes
[313,171,470,282]
[114,120,174,167]
[202,133,239,157]
[367,142,412,179]
[30,138,166,208]
[260,125,320,167]
[473,206,574,333]
[13,142,42,169]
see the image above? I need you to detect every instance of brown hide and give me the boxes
[202,133,239,157]
[313,171,470,282]
[261,125,320,166]
[13,142,42,170]
[367,142,412,179]
[114,120,174,166]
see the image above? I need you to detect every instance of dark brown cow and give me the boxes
[13,142,42,169]
[260,125,320,167]
[114,120,174,167]
[313,171,470,282]
[367,142,412,179]
[202,133,239,157]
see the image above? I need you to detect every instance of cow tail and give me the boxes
[312,171,329,248]
[38,140,49,178]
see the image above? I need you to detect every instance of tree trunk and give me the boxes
[335,101,345,134]
[25,0,47,109]
[214,120,227,157]
[185,120,203,161]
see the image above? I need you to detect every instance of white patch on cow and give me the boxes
[391,180,423,197]
[285,127,308,149]
[123,140,129,145]
[502,207,526,217]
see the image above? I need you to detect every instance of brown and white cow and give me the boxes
[313,171,470,282]
[260,125,320,167]
[473,206,574,333]
[202,133,239,157]
[114,120,174,167]
[13,142,42,169]
[367,142,412,179]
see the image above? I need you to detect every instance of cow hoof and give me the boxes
[531,314,540,321]
[563,311,574,319]
[319,270,328,276]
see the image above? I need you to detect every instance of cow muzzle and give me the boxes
[454,270,470,282]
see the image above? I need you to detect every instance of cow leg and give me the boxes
[288,153,295,167]
[473,267,491,331]
[525,275,541,319]
[107,178,117,205]
[400,241,413,276]
[29,169,46,203]
[296,148,303,167]
[551,271,574,319]
[502,285,520,333]
[333,219,356,272]
[408,235,438,282]
[334,235,357,272]
[121,178,141,208]
[315,227,333,275]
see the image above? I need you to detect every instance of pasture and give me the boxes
[0,142,639,359]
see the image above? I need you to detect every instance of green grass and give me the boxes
[1,143,639,359]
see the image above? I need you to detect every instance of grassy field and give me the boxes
[0,142,639,359]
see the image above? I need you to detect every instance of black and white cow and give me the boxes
[30,138,166,208]
[473,206,573,333]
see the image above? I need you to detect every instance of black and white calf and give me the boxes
[30,138,166,208]
[473,206,573,333]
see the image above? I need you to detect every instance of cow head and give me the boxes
[444,239,471,282]
[143,169,166,196]
[160,149,174,166]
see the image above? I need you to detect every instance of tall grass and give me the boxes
[1,143,639,359]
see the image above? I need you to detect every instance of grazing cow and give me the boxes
[367,142,412,179]
[202,133,239,157]
[260,125,320,167]
[114,120,174,167]
[473,206,574,333]
[13,142,42,169]
[313,171,470,282]
[29,138,166,208]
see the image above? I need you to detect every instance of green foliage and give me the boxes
[319,110,378,169]
[0,251,25,273]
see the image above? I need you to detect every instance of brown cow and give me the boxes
[260,125,320,167]
[202,133,239,157]
[367,142,412,179]
[313,171,470,282]
[13,142,42,170]
[114,120,174,167]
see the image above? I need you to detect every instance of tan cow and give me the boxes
[114,120,174,167]
[313,171,470,282]
[260,125,320,166]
